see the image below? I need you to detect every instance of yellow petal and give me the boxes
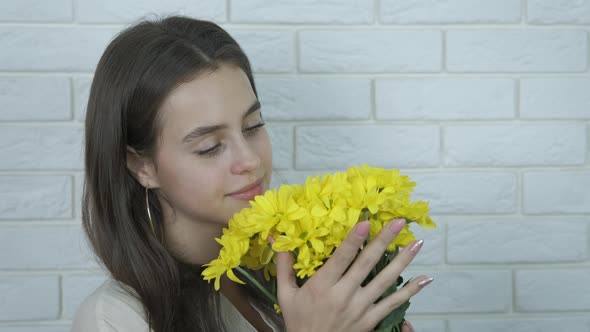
[227,269,246,285]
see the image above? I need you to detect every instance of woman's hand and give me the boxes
[276,219,431,332]
[402,320,416,332]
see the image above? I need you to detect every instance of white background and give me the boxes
[0,1,589,331]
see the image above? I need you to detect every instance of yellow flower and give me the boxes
[367,216,416,252]
[248,186,307,241]
[392,226,416,250]
[273,216,330,253]
[273,304,282,314]
[294,175,349,228]
[242,237,274,270]
[293,252,325,278]
[202,230,249,290]
[202,165,437,290]
[395,201,437,229]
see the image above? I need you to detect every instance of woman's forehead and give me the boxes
[157,65,257,135]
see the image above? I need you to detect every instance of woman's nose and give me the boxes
[230,140,261,175]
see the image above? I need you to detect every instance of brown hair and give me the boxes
[83,16,278,331]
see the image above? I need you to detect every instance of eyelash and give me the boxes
[196,122,266,157]
[243,122,266,137]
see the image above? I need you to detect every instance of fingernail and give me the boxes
[403,320,414,331]
[355,220,370,236]
[418,277,434,287]
[409,239,424,256]
[387,218,406,233]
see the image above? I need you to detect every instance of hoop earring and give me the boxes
[145,187,157,236]
[145,187,165,243]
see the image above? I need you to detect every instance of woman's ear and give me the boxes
[126,146,159,188]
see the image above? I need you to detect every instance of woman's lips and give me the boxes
[228,179,264,201]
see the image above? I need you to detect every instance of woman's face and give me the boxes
[149,64,272,228]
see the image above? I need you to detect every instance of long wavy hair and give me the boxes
[83,16,281,331]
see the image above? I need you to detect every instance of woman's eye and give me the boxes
[243,122,266,137]
[196,143,223,157]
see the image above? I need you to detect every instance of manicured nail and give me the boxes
[403,320,414,331]
[409,239,424,255]
[418,277,434,287]
[355,220,370,236]
[387,218,406,233]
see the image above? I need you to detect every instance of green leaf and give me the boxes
[396,275,403,287]
[373,300,410,332]
[373,280,411,332]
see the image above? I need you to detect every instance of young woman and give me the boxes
[72,15,432,332]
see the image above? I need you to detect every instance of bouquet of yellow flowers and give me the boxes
[202,165,436,331]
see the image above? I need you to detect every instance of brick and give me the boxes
[408,270,511,313]
[516,269,590,311]
[62,274,107,319]
[521,78,590,119]
[0,226,97,269]
[75,173,84,219]
[0,27,119,72]
[228,30,293,73]
[381,0,521,24]
[299,30,441,73]
[450,317,590,332]
[409,172,517,214]
[0,326,69,332]
[0,175,72,219]
[295,125,439,169]
[266,125,292,170]
[376,78,514,120]
[447,219,587,263]
[74,76,93,121]
[447,30,587,72]
[0,275,59,320]
[444,123,586,166]
[0,125,84,170]
[524,171,590,214]
[78,0,225,23]
[257,78,371,120]
[0,76,71,121]
[231,0,372,23]
[528,0,590,24]
[0,0,72,22]
[406,220,444,265]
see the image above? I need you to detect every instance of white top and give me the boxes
[71,279,279,332]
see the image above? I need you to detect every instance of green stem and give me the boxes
[235,266,278,306]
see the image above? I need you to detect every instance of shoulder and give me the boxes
[71,279,150,332]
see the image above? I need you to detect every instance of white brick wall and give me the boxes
[76,0,226,23]
[444,123,586,166]
[299,30,442,72]
[516,269,590,311]
[446,30,587,72]
[380,0,522,24]
[520,78,590,119]
[527,0,590,24]
[375,78,516,120]
[296,125,440,168]
[0,77,71,121]
[258,77,372,120]
[1,1,588,331]
[0,276,60,320]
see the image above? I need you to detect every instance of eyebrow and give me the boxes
[182,100,262,143]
